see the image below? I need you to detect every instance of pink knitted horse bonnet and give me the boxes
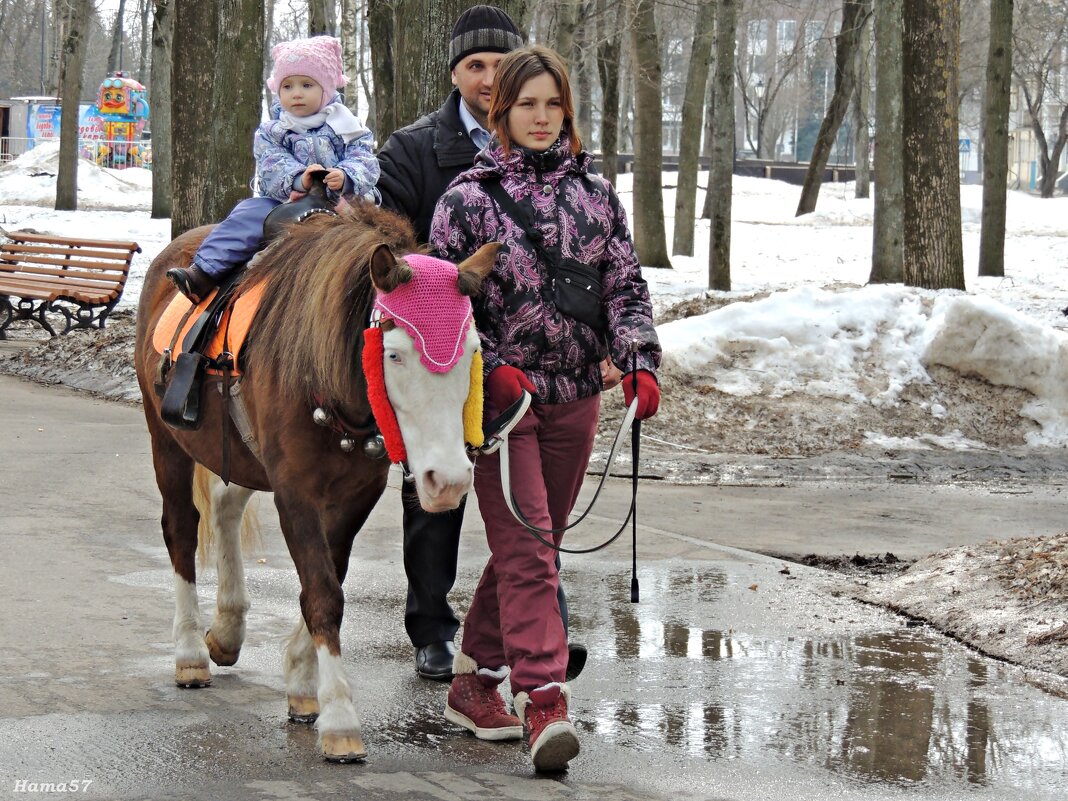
[372,253,473,373]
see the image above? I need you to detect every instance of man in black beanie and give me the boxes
[377,6,586,683]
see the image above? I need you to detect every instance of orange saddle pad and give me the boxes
[152,282,266,375]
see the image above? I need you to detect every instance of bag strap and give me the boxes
[482,178,559,281]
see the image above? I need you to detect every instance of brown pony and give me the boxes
[134,202,497,762]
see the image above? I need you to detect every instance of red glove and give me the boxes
[486,366,534,411]
[622,370,660,420]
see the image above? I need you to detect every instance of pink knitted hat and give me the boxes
[267,36,347,110]
[372,254,474,374]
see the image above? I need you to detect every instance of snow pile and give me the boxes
[925,294,1068,444]
[0,141,151,210]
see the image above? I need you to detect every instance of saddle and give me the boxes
[156,171,337,432]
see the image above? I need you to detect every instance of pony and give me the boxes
[134,201,498,762]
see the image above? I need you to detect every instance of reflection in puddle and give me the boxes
[584,568,1068,794]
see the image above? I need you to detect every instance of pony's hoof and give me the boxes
[320,732,367,763]
[205,630,241,667]
[175,664,212,687]
[287,695,320,724]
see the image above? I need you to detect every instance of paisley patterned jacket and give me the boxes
[430,136,660,405]
[253,96,379,203]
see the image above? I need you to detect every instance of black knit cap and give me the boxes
[448,5,524,70]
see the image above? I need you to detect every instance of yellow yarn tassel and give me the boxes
[464,349,485,447]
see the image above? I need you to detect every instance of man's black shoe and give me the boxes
[415,641,456,680]
[565,642,588,681]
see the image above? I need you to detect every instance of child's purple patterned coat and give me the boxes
[431,136,660,404]
[254,96,379,202]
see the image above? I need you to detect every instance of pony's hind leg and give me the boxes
[283,617,320,723]
[197,469,255,666]
[147,423,211,688]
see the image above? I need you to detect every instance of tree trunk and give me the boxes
[340,0,360,114]
[551,0,579,66]
[309,0,336,35]
[672,0,714,256]
[370,1,528,140]
[902,0,964,290]
[367,0,394,137]
[138,0,152,82]
[628,0,670,268]
[978,0,1013,277]
[107,0,127,74]
[595,0,622,185]
[206,0,264,222]
[870,0,903,283]
[709,0,736,290]
[853,0,871,199]
[1037,106,1068,199]
[55,0,91,211]
[172,1,218,237]
[150,0,173,219]
[700,59,715,220]
[795,0,867,216]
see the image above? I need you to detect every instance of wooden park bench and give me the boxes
[0,230,141,339]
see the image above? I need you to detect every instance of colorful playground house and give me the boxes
[89,72,150,169]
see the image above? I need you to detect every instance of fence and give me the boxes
[0,137,151,169]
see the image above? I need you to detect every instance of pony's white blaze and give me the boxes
[383,325,476,512]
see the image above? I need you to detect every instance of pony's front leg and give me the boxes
[201,474,255,666]
[283,617,320,723]
[276,497,365,762]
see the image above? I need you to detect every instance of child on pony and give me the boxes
[167,35,379,303]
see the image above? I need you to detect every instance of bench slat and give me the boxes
[0,270,122,292]
[0,281,116,304]
[0,243,138,262]
[9,231,141,252]
[0,251,130,273]
[0,262,128,285]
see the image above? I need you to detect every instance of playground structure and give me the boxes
[85,72,150,169]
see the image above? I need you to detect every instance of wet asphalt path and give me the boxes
[2,374,1067,801]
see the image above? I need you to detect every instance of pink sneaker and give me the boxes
[515,683,579,772]
[444,670,522,741]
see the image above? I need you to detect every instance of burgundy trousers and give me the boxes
[462,394,600,694]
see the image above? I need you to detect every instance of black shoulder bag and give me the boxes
[483,179,606,332]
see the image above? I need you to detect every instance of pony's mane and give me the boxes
[246,200,423,405]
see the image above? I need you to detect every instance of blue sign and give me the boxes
[959,138,971,153]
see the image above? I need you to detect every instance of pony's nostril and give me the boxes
[424,470,440,493]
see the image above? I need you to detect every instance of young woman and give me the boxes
[430,45,661,772]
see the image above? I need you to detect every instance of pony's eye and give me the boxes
[386,351,402,363]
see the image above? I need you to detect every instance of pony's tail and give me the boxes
[193,464,261,566]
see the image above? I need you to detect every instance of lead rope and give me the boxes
[498,343,644,600]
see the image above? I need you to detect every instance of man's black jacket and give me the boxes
[376,89,481,244]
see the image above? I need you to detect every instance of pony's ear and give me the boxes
[369,244,413,293]
[456,243,502,297]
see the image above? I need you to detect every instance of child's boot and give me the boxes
[443,651,523,741]
[166,264,216,304]
[514,682,579,772]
